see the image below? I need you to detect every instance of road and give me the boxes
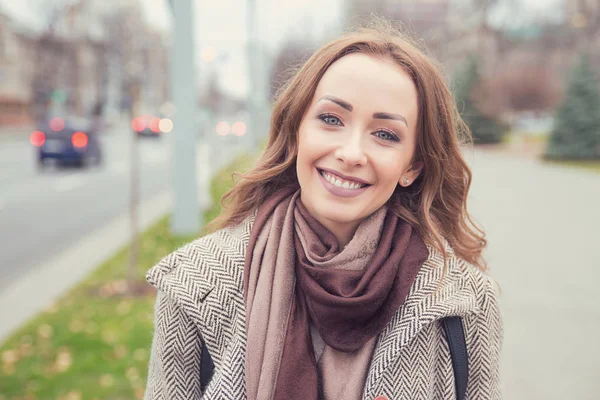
[467,150,600,399]
[0,124,244,292]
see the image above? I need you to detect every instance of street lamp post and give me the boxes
[169,0,200,235]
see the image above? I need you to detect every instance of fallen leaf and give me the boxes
[69,320,85,333]
[133,348,148,361]
[38,324,53,339]
[101,330,118,344]
[126,367,140,381]
[63,391,82,400]
[2,349,18,364]
[19,342,33,357]
[99,374,114,387]
[45,302,59,313]
[2,363,15,375]
[55,348,72,372]
[114,345,128,359]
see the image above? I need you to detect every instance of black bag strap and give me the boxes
[200,317,468,398]
[442,316,469,400]
[200,340,215,393]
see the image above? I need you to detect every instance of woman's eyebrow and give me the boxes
[373,112,408,127]
[318,95,353,111]
[318,95,408,127]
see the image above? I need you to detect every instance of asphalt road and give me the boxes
[0,127,176,291]
[0,121,255,291]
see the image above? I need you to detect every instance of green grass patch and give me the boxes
[0,152,258,400]
[543,159,600,174]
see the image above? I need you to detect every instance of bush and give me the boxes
[545,53,600,160]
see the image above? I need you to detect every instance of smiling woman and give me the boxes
[144,18,503,400]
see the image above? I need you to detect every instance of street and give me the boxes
[0,123,245,293]
[0,126,172,290]
[467,150,600,399]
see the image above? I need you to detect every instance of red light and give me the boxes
[30,131,46,147]
[72,132,88,148]
[50,117,64,132]
[132,117,146,132]
[149,118,161,133]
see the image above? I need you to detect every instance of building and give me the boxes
[0,0,170,129]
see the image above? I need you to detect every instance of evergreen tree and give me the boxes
[454,57,506,145]
[545,53,600,160]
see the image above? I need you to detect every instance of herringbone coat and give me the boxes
[144,215,503,399]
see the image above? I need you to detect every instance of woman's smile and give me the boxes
[317,167,371,198]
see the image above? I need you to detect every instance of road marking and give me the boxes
[0,198,5,212]
[54,176,84,193]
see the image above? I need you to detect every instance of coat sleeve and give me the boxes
[144,290,203,400]
[465,275,504,399]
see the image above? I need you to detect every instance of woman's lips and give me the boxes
[317,168,370,198]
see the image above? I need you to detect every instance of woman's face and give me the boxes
[296,53,422,246]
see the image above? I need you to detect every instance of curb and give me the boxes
[0,190,173,343]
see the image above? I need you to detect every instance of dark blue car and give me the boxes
[31,117,103,168]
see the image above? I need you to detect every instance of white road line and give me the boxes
[53,176,84,193]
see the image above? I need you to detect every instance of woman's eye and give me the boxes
[319,114,342,126]
[374,130,399,142]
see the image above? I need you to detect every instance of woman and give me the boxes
[144,22,503,400]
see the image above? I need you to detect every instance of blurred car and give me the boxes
[31,117,103,168]
[132,114,164,138]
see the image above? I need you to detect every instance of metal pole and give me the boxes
[247,0,261,150]
[170,0,200,234]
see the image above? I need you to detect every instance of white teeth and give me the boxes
[320,170,365,190]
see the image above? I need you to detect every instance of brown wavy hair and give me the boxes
[208,20,487,271]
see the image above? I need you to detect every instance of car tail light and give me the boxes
[132,117,146,132]
[30,131,46,147]
[50,117,64,132]
[149,117,161,133]
[72,132,88,148]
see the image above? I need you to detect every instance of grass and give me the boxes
[0,152,257,400]
[499,132,600,175]
[544,159,600,174]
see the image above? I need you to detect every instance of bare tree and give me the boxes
[269,38,315,101]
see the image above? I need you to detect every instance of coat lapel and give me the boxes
[361,245,481,399]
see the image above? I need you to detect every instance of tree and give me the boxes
[454,56,506,144]
[545,53,600,160]
[269,38,315,100]
[484,63,563,114]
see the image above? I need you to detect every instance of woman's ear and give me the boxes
[399,161,424,187]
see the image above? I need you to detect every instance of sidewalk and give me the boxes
[0,123,35,144]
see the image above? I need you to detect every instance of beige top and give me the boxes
[311,324,378,400]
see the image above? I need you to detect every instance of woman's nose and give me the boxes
[334,133,367,166]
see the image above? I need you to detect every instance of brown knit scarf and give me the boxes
[243,187,428,400]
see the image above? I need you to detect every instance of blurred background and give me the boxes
[0,0,599,399]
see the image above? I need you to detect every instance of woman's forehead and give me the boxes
[312,53,418,120]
